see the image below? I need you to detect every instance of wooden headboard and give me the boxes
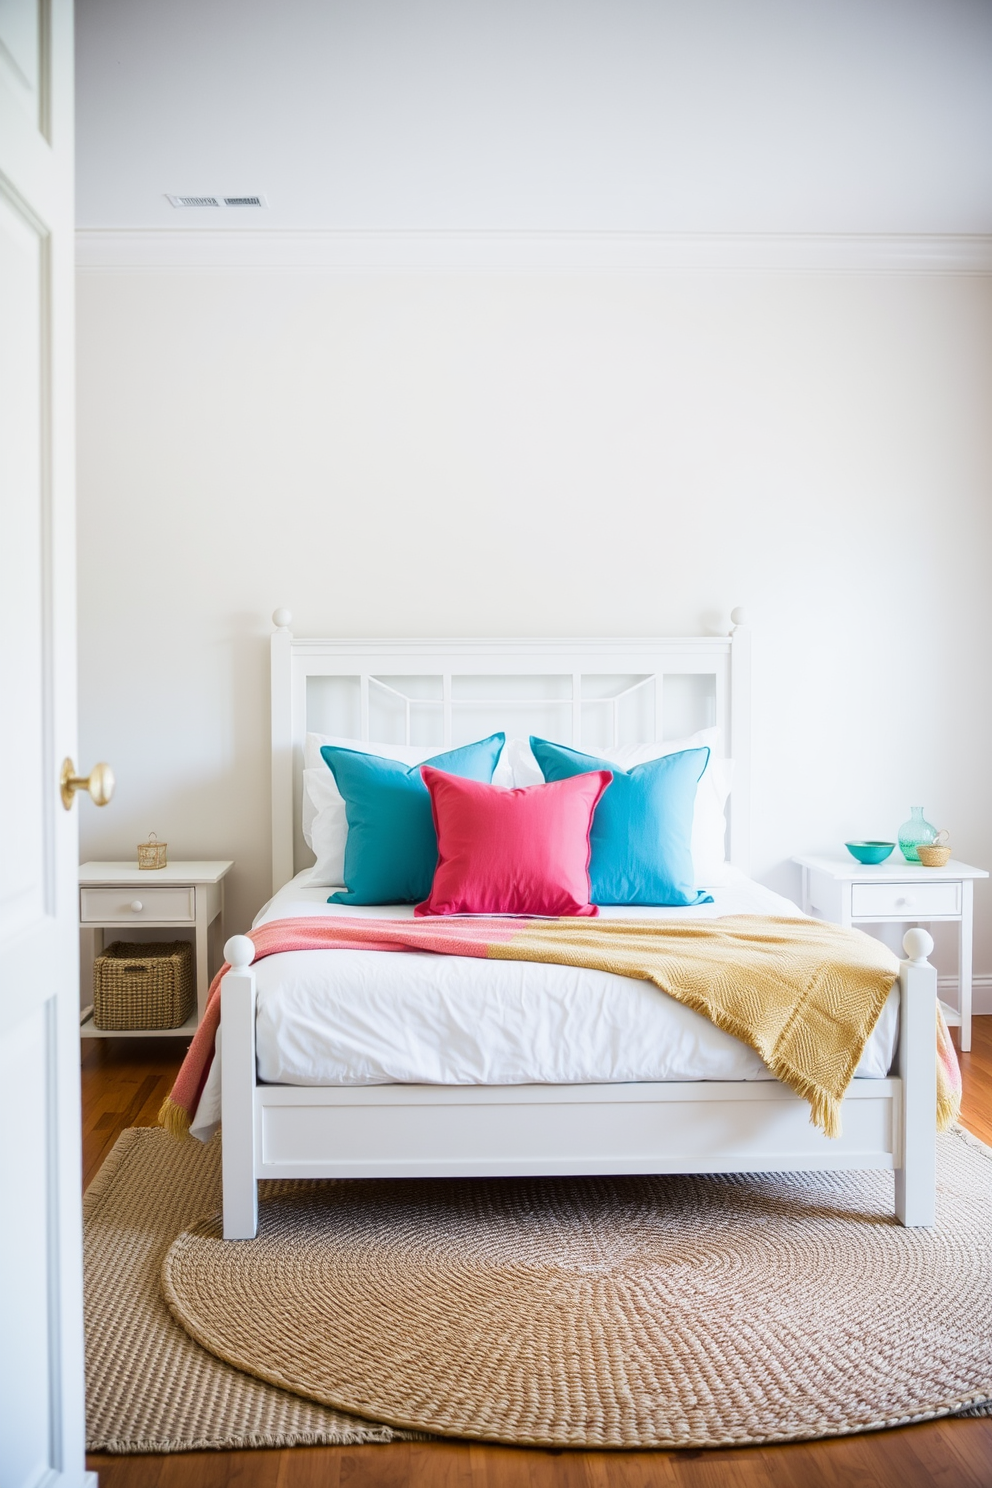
[269,612,751,892]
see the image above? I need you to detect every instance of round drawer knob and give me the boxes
[895,895,914,908]
[130,899,143,912]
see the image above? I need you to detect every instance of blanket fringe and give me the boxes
[807,1088,842,1141]
[775,1072,841,1140]
[724,1038,844,1139]
[158,1095,192,1140]
[937,1088,961,1134]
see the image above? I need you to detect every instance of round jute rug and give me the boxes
[162,1127,992,1449]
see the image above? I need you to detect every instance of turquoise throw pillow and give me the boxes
[323,735,505,905]
[529,737,713,907]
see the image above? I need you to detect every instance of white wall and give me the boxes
[75,0,992,233]
[76,265,992,980]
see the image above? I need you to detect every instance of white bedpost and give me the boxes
[728,607,751,874]
[271,608,294,894]
[221,935,259,1240]
[894,927,937,1228]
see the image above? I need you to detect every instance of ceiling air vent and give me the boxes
[165,194,269,209]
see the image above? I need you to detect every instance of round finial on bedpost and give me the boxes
[225,935,256,970]
[730,606,748,632]
[903,928,934,964]
[272,608,292,631]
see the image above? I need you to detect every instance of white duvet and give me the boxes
[189,868,899,1141]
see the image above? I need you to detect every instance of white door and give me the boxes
[0,3,99,1484]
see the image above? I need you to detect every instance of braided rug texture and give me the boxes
[162,1127,992,1449]
[84,1128,415,1452]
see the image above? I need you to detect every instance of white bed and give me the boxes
[216,615,938,1238]
[193,869,900,1139]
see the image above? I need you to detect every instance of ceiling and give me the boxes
[75,0,992,234]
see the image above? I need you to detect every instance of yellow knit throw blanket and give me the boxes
[485,914,960,1138]
[161,913,960,1140]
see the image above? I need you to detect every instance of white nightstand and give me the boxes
[793,853,987,1052]
[79,860,234,1037]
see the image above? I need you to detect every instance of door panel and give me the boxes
[0,1,93,1484]
[0,1008,53,1486]
[0,0,40,99]
[0,187,46,942]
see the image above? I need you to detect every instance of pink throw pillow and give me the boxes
[416,765,612,917]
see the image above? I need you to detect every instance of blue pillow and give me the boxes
[528,737,713,907]
[322,735,505,905]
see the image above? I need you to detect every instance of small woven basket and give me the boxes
[93,940,194,1030]
[916,844,952,867]
[137,832,167,870]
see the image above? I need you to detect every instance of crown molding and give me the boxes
[75,228,992,274]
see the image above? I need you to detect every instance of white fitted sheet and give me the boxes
[189,868,899,1142]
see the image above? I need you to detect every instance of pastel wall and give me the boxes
[76,265,992,988]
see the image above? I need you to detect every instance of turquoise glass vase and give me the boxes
[898,807,937,863]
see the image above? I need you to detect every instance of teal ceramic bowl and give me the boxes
[845,840,895,865]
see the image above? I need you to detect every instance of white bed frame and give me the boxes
[220,610,938,1238]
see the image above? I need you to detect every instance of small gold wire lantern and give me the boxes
[137,832,168,870]
[917,829,952,868]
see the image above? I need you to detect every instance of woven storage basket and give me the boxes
[916,843,952,867]
[93,940,194,1030]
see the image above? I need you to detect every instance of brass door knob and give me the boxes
[60,758,115,810]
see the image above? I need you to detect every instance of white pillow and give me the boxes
[303,732,514,887]
[505,729,733,887]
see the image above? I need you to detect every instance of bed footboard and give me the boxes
[221,935,258,1239]
[218,930,939,1242]
[894,927,937,1226]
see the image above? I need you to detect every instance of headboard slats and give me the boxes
[271,624,751,893]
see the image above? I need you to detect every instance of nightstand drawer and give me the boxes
[80,886,195,923]
[851,881,961,919]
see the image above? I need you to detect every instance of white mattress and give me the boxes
[189,868,899,1142]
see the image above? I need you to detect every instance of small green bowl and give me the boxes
[845,840,895,865]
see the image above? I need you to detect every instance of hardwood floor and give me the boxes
[83,1019,992,1487]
